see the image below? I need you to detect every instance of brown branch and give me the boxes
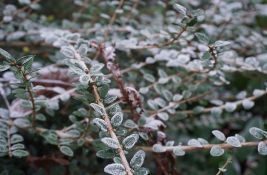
[178,90,267,116]
[97,43,142,122]
[91,84,133,175]
[104,0,125,38]
[140,139,267,152]
[149,91,210,118]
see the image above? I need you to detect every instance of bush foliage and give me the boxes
[0,0,267,174]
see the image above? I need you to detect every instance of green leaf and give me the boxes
[201,51,211,60]
[0,48,14,61]
[11,134,24,144]
[124,119,138,129]
[212,130,226,141]
[90,103,105,115]
[22,55,34,70]
[130,150,145,169]
[152,144,166,153]
[0,64,10,72]
[122,134,139,149]
[59,145,74,157]
[11,143,25,150]
[173,4,187,16]
[99,84,109,98]
[226,136,241,147]
[104,163,125,175]
[173,146,185,156]
[91,63,104,73]
[12,150,29,157]
[92,118,107,131]
[195,32,210,44]
[111,112,123,127]
[135,167,149,175]
[96,149,115,159]
[187,17,198,26]
[101,137,119,149]
[210,145,224,157]
[258,141,267,155]
[13,118,31,128]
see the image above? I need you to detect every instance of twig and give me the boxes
[92,83,133,175]
[178,90,267,116]
[216,156,232,175]
[104,0,125,38]
[140,139,267,152]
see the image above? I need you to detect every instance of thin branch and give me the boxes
[178,90,267,116]
[216,156,232,175]
[149,91,210,118]
[104,0,125,38]
[92,83,133,175]
[140,139,267,152]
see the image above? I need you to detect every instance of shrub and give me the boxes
[0,0,267,174]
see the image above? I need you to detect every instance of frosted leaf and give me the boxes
[101,137,119,149]
[13,118,30,128]
[78,43,88,56]
[253,89,265,97]
[214,40,231,47]
[104,95,117,104]
[162,90,173,101]
[226,136,241,147]
[154,98,166,107]
[210,99,223,106]
[258,141,267,155]
[173,146,185,156]
[60,146,73,157]
[6,31,25,41]
[235,134,246,143]
[104,163,125,175]
[92,118,107,131]
[152,144,166,153]
[10,134,24,144]
[90,103,105,115]
[212,130,226,141]
[147,100,158,110]
[173,94,183,101]
[91,63,104,73]
[144,119,166,130]
[242,99,255,110]
[195,32,209,44]
[218,168,227,172]
[111,112,123,127]
[130,150,145,169]
[145,57,156,64]
[211,107,222,117]
[197,138,209,145]
[173,4,187,16]
[236,91,247,100]
[122,134,139,149]
[157,112,169,121]
[187,139,202,147]
[61,46,75,59]
[139,87,149,94]
[249,127,267,139]
[124,119,138,129]
[0,48,13,60]
[144,74,155,82]
[166,141,175,146]
[224,102,237,112]
[79,74,90,85]
[210,145,224,157]
[139,132,149,141]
